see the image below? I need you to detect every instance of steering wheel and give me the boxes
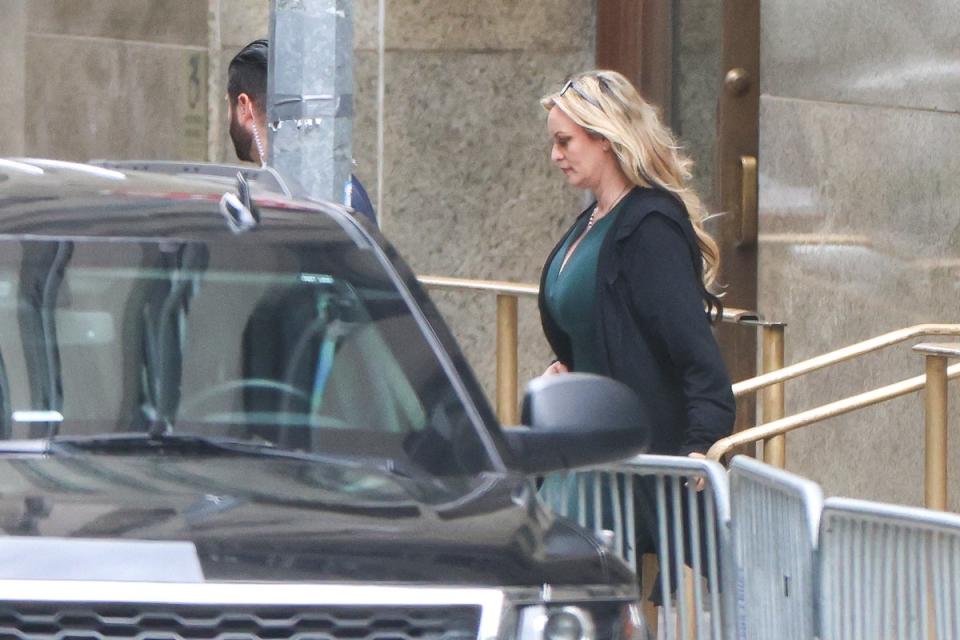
[180,378,311,417]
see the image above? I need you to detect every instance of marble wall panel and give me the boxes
[377,50,590,266]
[24,35,208,162]
[0,0,27,156]
[220,0,271,48]
[674,0,721,204]
[213,49,243,164]
[28,0,208,46]
[758,95,960,506]
[351,49,379,206]
[762,0,960,114]
[354,0,594,52]
[377,48,593,397]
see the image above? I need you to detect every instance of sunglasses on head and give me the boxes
[559,78,602,108]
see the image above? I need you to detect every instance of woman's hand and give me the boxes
[687,451,706,491]
[542,361,570,376]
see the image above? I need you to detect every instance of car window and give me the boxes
[0,236,494,476]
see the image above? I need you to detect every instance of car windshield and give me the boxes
[0,233,495,477]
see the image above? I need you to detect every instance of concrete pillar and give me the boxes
[268,0,353,202]
[0,0,27,156]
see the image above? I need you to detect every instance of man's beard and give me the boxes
[229,111,254,163]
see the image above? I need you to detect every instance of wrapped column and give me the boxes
[268,0,352,203]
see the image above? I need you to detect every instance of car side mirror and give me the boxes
[502,373,650,474]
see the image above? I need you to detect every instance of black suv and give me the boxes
[0,158,649,640]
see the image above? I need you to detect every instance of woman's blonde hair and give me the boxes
[541,70,721,291]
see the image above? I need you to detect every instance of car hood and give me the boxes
[0,454,631,586]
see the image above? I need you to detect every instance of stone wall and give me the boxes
[209,0,270,163]
[0,0,27,157]
[757,0,960,508]
[673,0,721,204]
[0,0,211,161]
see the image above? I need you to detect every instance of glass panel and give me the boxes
[0,235,493,477]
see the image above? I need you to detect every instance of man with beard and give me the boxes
[226,39,377,225]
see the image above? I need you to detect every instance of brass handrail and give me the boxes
[729,324,960,469]
[418,274,764,425]
[914,343,960,510]
[708,362,960,461]
[417,275,538,298]
[732,324,960,398]
[717,325,960,474]
[709,358,960,510]
[419,275,763,323]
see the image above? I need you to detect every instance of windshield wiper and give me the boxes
[48,433,422,479]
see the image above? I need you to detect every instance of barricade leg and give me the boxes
[641,554,660,636]
[683,567,697,640]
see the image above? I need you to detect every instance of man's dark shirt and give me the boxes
[347,175,377,226]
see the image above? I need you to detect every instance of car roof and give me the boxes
[0,158,365,244]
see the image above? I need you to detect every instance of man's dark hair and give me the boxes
[227,39,269,108]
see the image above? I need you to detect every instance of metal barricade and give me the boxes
[728,455,822,640]
[818,497,960,640]
[538,454,735,640]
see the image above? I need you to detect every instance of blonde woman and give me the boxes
[538,70,735,602]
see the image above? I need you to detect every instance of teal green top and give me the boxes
[544,202,624,374]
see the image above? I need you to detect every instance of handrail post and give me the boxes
[496,294,519,425]
[762,323,787,467]
[913,343,960,510]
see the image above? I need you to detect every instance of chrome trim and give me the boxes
[0,582,506,640]
[0,159,45,176]
[0,581,640,640]
[518,605,598,640]
[503,584,639,606]
[555,606,597,640]
[21,158,126,181]
[87,160,294,197]
[12,410,64,423]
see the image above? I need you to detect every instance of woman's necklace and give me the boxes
[585,184,632,233]
[559,184,633,274]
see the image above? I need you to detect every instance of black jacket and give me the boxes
[539,187,735,455]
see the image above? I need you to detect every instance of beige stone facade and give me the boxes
[1,1,210,160]
[757,0,960,508]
